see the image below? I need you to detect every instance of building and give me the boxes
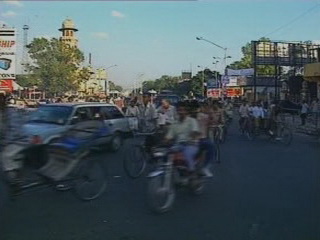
[303,62,320,99]
[59,19,78,48]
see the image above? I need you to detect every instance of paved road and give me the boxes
[1,121,320,240]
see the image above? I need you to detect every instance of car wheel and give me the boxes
[110,133,122,152]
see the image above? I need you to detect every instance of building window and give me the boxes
[70,31,73,37]
[66,31,69,36]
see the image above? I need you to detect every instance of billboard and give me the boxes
[0,28,16,80]
[253,41,320,66]
[226,68,254,76]
[207,89,220,98]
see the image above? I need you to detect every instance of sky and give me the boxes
[1,0,320,89]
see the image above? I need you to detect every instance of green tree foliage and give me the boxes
[16,74,40,88]
[229,37,275,75]
[109,81,123,92]
[141,70,219,97]
[142,75,180,93]
[26,37,86,95]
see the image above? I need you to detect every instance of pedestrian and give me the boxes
[311,98,319,122]
[138,94,157,132]
[300,100,309,126]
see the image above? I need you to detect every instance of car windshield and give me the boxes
[27,106,73,125]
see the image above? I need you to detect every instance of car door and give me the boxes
[88,106,110,145]
[102,106,129,135]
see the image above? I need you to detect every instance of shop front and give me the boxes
[304,62,320,99]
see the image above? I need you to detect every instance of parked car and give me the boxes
[22,103,131,152]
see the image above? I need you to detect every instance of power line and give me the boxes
[263,2,320,38]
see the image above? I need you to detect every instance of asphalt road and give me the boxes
[1,121,320,240]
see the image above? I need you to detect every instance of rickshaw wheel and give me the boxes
[73,159,106,201]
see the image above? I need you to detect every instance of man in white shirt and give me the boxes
[165,102,200,173]
[138,94,158,132]
[238,101,250,129]
[157,99,177,126]
[126,100,140,130]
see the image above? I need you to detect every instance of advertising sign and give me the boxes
[207,89,220,98]
[0,79,13,92]
[0,28,16,80]
[226,87,242,97]
[227,68,254,76]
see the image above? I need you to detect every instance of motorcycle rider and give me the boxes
[165,101,200,175]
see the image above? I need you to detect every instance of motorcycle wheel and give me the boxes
[147,174,175,214]
[73,159,107,201]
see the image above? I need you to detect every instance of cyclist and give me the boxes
[225,100,234,122]
[251,102,265,130]
[165,101,200,175]
[208,100,225,141]
[238,100,250,130]
[196,102,214,177]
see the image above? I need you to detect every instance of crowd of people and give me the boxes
[124,94,233,177]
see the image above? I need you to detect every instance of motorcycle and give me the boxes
[147,144,205,213]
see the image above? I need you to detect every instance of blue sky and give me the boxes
[1,0,320,88]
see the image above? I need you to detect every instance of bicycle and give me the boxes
[208,125,222,163]
[123,131,154,179]
[240,117,255,141]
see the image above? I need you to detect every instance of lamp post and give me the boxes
[197,65,208,97]
[212,60,219,88]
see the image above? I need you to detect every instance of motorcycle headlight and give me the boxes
[30,135,42,145]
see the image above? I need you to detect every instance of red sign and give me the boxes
[0,40,15,48]
[207,89,221,98]
[226,88,242,97]
[0,79,13,92]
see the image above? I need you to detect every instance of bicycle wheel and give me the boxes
[123,144,147,179]
[278,126,293,146]
[73,159,107,201]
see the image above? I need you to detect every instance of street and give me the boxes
[1,122,320,240]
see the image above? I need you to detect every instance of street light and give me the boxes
[197,65,208,97]
[106,64,117,70]
[197,37,232,98]
[196,37,230,72]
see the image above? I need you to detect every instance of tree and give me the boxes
[16,74,40,88]
[109,81,123,92]
[229,37,275,75]
[26,37,86,95]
